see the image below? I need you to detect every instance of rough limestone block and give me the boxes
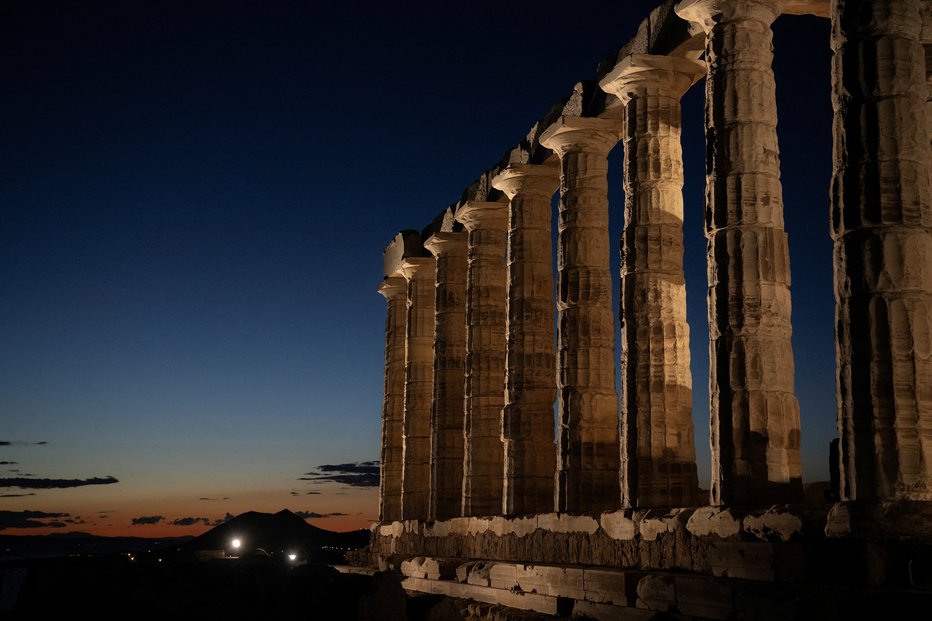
[743,506,803,542]
[401,577,560,615]
[515,565,585,600]
[674,576,734,620]
[635,574,675,611]
[422,557,457,581]
[489,563,518,590]
[707,542,775,581]
[638,508,692,541]
[466,561,493,587]
[600,511,638,540]
[537,513,600,534]
[503,515,539,537]
[400,557,427,578]
[572,601,657,621]
[583,568,629,605]
[467,517,492,536]
[686,507,741,538]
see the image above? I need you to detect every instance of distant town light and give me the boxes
[287,553,297,561]
[231,538,241,550]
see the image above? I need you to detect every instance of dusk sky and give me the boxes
[1,1,834,537]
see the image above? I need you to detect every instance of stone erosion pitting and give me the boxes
[371,0,932,618]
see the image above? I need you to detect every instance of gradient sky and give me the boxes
[1,1,834,538]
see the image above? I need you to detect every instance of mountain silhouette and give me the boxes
[185,509,368,558]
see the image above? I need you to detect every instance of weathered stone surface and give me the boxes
[425,232,468,521]
[539,115,623,514]
[676,0,803,506]
[378,276,407,522]
[635,573,674,611]
[600,511,638,540]
[707,541,775,581]
[399,257,437,521]
[830,0,932,502]
[685,506,741,538]
[457,201,509,517]
[600,53,703,510]
[583,568,629,605]
[401,576,559,615]
[743,506,802,542]
[492,163,560,517]
[674,575,733,620]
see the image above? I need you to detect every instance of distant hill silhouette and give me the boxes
[185,509,368,559]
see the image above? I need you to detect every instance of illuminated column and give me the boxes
[600,54,704,508]
[458,201,508,517]
[539,116,623,513]
[830,0,932,500]
[398,257,436,520]
[424,232,468,519]
[377,276,407,521]
[677,0,803,505]
[492,163,560,515]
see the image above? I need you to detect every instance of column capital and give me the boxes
[675,0,786,31]
[600,54,706,105]
[456,200,509,231]
[423,231,467,257]
[491,163,561,200]
[398,257,434,281]
[538,116,623,157]
[377,276,407,299]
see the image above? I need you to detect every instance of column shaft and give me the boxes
[425,233,468,519]
[540,117,622,513]
[602,55,704,508]
[493,164,560,515]
[678,0,803,505]
[378,277,407,521]
[831,0,932,500]
[458,202,509,516]
[400,258,436,520]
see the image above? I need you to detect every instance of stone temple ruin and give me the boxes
[368,0,932,617]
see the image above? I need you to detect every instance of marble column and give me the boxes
[677,0,803,506]
[539,116,623,513]
[831,0,932,501]
[458,201,508,517]
[492,163,560,515]
[601,54,704,509]
[398,257,436,520]
[377,276,407,521]
[424,232,468,519]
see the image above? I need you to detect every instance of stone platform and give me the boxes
[363,504,932,619]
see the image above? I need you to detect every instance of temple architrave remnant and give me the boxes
[372,0,932,615]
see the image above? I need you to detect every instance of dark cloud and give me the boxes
[171,517,211,527]
[0,510,70,530]
[300,461,379,488]
[0,492,36,498]
[294,511,348,519]
[214,512,235,525]
[0,476,118,489]
[290,491,299,496]
[64,518,86,525]
[0,441,47,446]
[306,491,321,495]
[131,515,163,526]
[0,461,17,465]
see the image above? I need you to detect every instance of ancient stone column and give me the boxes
[676,0,803,505]
[600,54,704,509]
[457,201,508,517]
[398,257,436,520]
[424,232,468,520]
[377,276,407,522]
[831,0,932,501]
[492,163,560,515]
[539,117,623,513]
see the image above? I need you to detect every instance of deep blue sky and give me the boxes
[0,1,834,534]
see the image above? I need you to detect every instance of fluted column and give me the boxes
[398,257,436,520]
[831,0,932,501]
[458,201,508,517]
[377,276,407,521]
[424,232,468,519]
[492,163,560,515]
[676,0,802,505]
[539,117,623,513]
[601,54,704,509]
[677,0,803,506]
